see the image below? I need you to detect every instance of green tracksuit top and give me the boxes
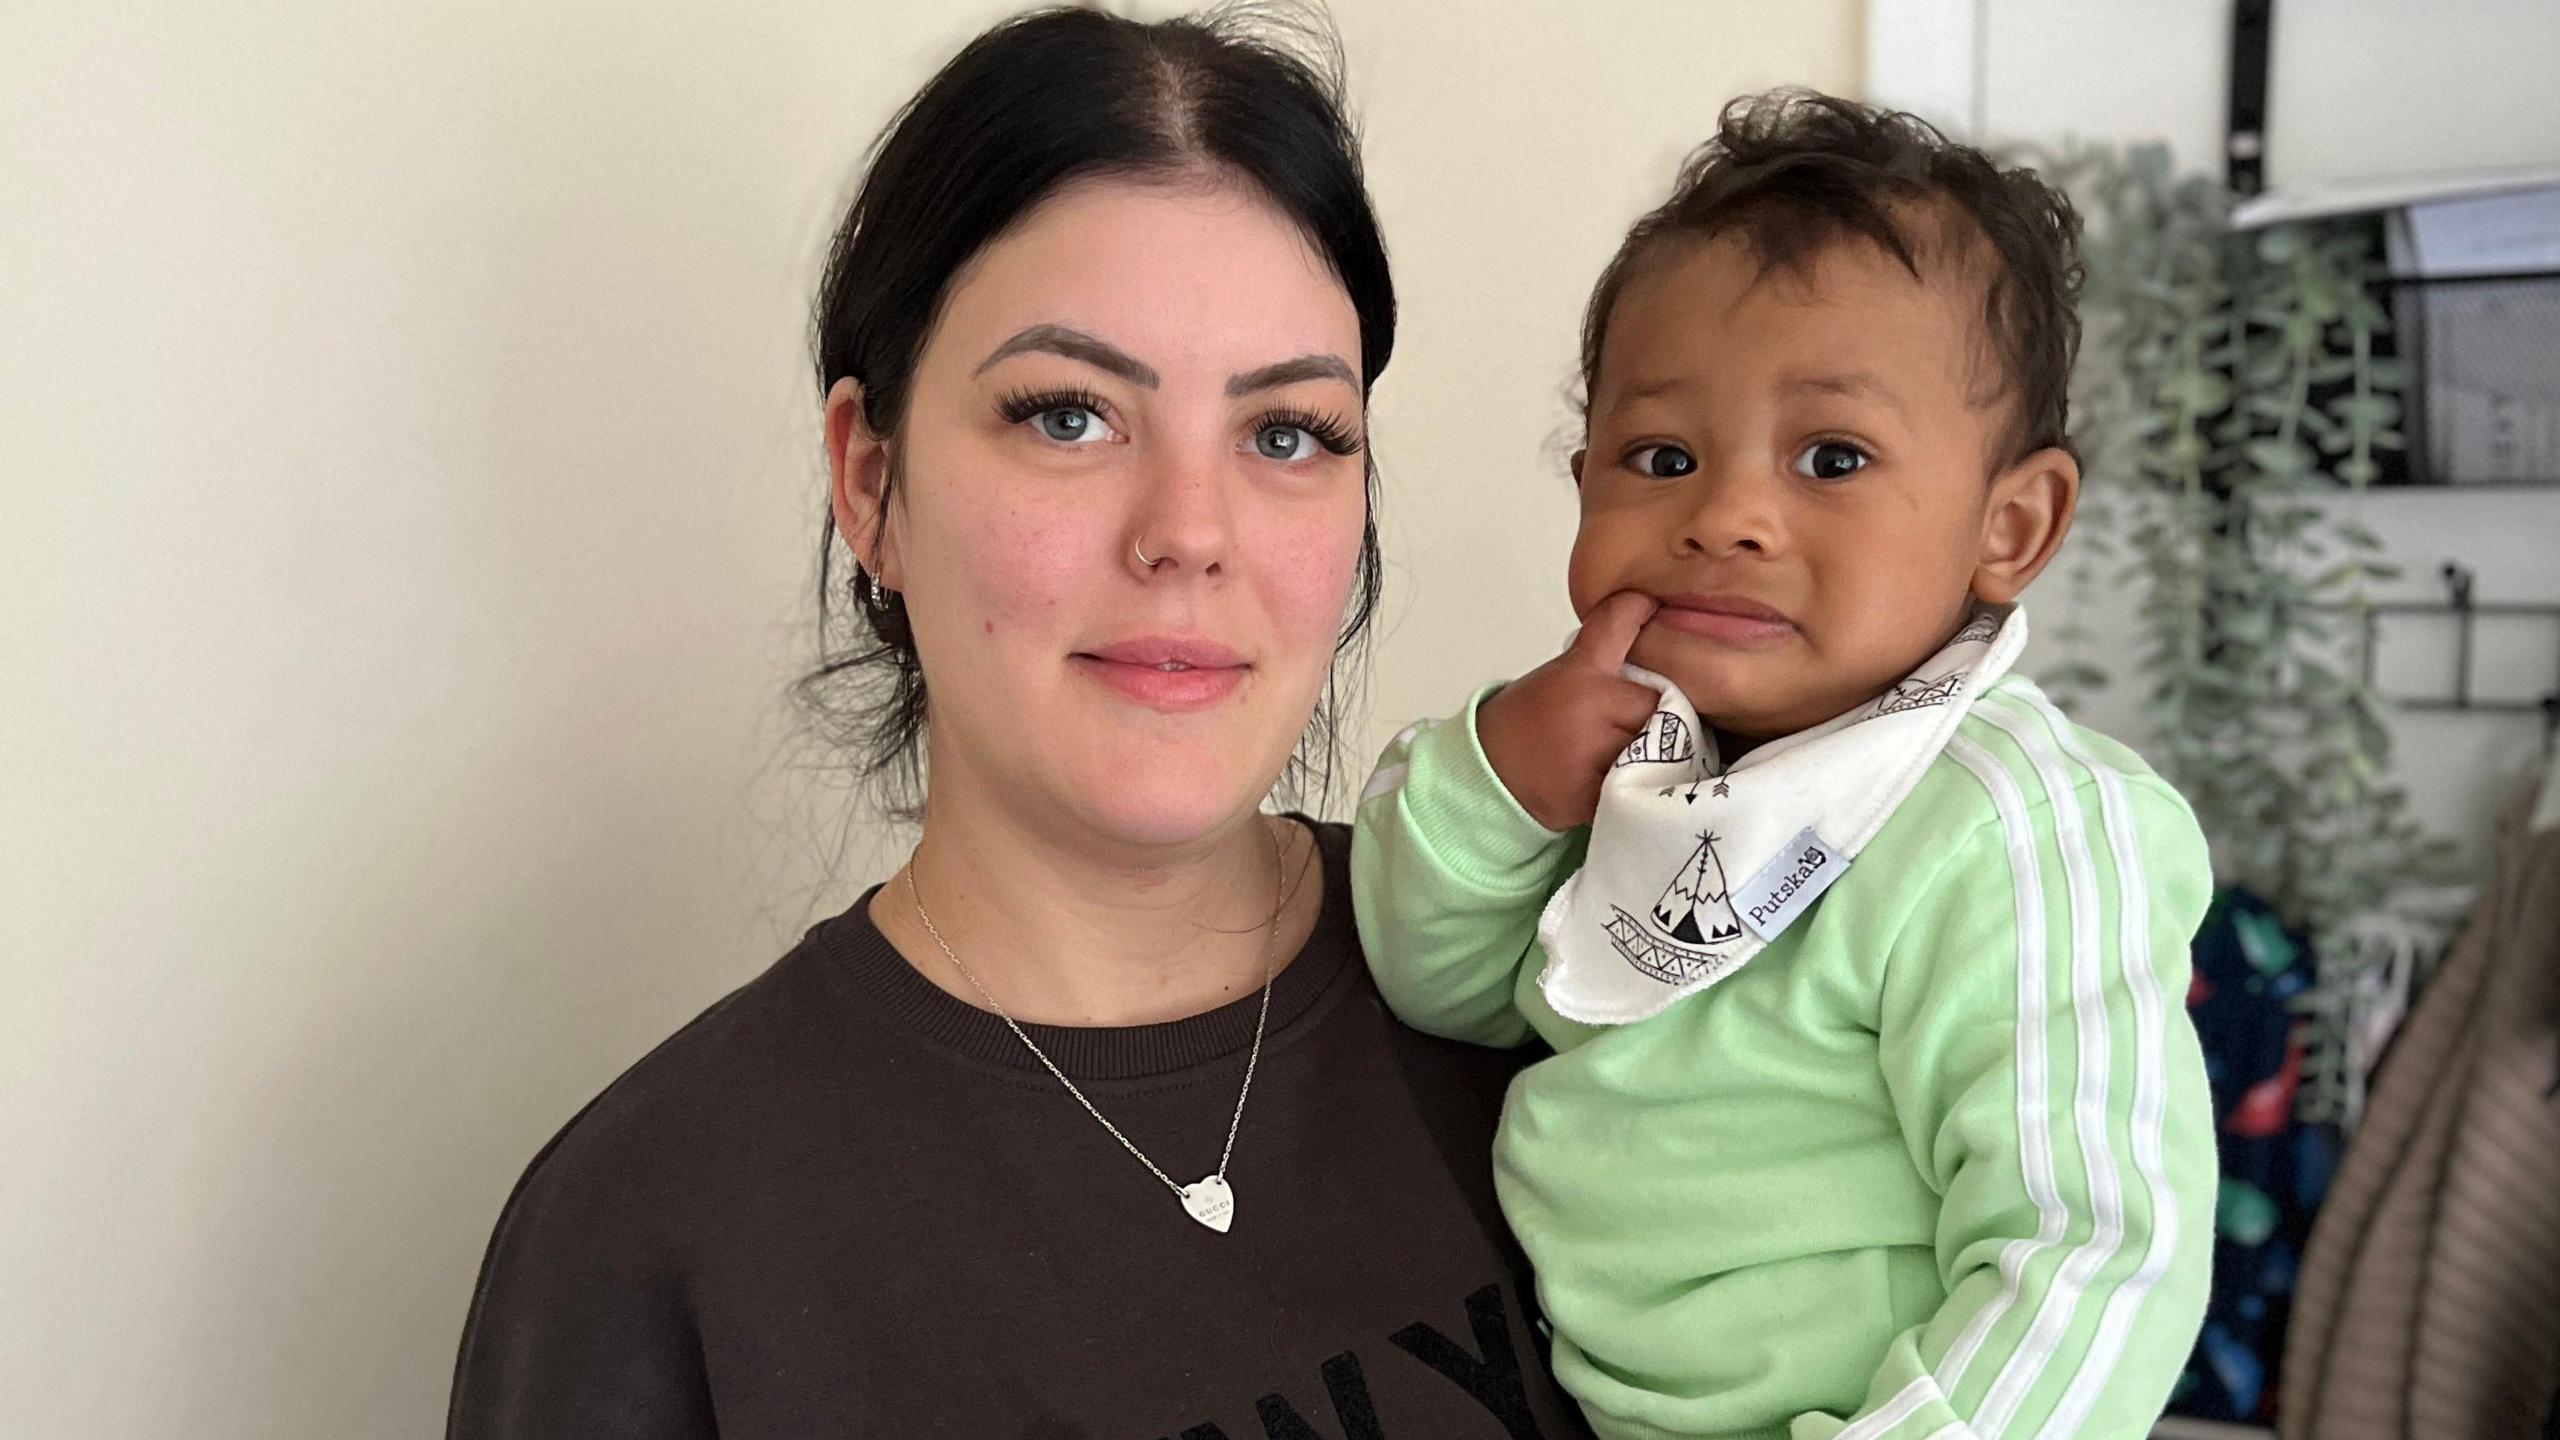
[1351,676,2218,1440]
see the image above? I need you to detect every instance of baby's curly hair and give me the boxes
[1580,90,2085,469]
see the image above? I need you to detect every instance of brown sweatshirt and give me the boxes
[447,820,1591,1440]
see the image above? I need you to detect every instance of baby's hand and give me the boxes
[1476,591,1664,830]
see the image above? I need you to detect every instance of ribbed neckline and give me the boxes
[809,817,1356,1082]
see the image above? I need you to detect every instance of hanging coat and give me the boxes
[2281,782,2560,1440]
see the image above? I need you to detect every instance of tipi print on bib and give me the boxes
[1603,830,1746,985]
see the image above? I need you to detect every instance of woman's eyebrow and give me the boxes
[973,324,1160,388]
[1226,354,1357,397]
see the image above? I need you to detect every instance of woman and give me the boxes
[447,9,1590,1437]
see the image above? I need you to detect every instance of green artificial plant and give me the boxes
[2035,140,2441,972]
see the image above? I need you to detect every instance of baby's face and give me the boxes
[1569,231,2015,747]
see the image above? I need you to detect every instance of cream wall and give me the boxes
[1,3,1859,1436]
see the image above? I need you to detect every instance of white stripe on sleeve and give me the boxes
[1969,703,2129,1437]
[1931,734,2072,1410]
[2008,693,2182,1440]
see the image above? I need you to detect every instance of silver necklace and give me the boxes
[901,823,1287,1234]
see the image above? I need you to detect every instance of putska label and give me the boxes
[1731,828,1847,942]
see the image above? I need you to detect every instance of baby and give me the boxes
[1354,93,2217,1440]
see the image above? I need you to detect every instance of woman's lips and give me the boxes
[1647,594,1799,649]
[1071,637,1250,712]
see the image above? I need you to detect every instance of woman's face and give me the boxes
[835,178,1369,852]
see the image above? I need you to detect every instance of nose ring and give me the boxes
[1134,538,1161,568]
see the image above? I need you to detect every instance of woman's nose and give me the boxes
[1126,439,1234,579]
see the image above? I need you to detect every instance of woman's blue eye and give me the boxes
[1792,440,1868,480]
[1254,424,1316,462]
[1630,444,1696,479]
[1037,406,1107,444]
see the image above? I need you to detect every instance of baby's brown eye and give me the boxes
[1791,441,1868,480]
[1630,445,1696,479]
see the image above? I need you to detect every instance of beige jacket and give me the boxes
[2282,782,2560,1440]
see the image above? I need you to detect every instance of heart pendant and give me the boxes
[1179,1175,1236,1233]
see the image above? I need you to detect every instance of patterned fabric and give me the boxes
[1534,603,2023,1026]
[2170,888,2341,1425]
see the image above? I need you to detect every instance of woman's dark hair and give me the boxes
[801,5,1396,818]
[1579,90,2083,469]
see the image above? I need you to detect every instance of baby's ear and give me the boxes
[1971,445,2080,604]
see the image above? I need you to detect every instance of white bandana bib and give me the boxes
[1535,604,2029,1025]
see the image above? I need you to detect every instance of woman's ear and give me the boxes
[824,376,902,591]
[1971,445,2080,604]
